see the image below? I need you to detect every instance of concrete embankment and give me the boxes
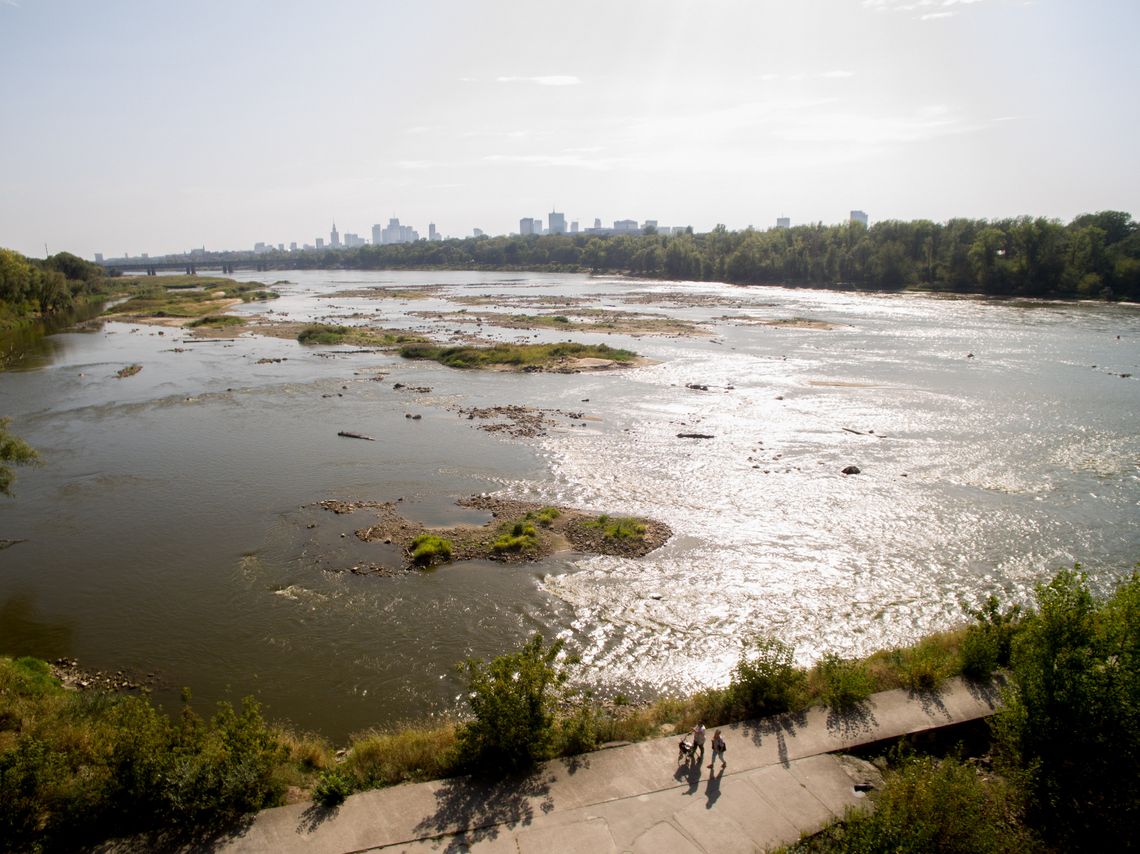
[220,676,1003,853]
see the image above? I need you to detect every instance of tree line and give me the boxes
[0,249,106,327]
[282,210,1139,301]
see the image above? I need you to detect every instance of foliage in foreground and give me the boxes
[454,633,577,774]
[3,564,1134,851]
[788,754,1036,854]
[0,659,316,852]
[992,568,1139,851]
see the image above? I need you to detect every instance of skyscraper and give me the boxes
[548,210,566,235]
[776,217,790,229]
[850,210,869,227]
[330,222,341,247]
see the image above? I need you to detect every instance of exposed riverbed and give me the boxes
[1,270,1138,740]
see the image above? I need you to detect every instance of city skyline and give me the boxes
[2,1,1138,260]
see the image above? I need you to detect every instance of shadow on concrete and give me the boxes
[563,753,591,776]
[413,771,554,853]
[704,766,725,810]
[909,684,950,720]
[673,753,703,795]
[741,710,809,768]
[964,674,1006,709]
[113,814,256,853]
[825,702,878,740]
[296,802,339,835]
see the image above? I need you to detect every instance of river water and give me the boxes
[1,271,1137,740]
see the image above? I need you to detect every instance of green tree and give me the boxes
[455,633,574,774]
[993,568,1140,851]
[0,419,37,496]
[728,636,805,717]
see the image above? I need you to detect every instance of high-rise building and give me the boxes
[330,222,341,247]
[614,219,639,233]
[429,223,439,241]
[380,217,419,244]
[290,242,298,252]
[473,228,484,238]
[548,210,566,235]
[593,218,602,229]
[94,252,104,263]
[776,217,790,229]
[570,221,579,233]
[850,210,869,227]
[520,217,539,236]
[316,237,325,248]
[344,233,366,248]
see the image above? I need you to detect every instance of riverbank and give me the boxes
[5,567,1133,852]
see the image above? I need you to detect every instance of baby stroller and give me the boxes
[678,734,695,763]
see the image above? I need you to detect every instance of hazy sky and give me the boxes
[2,0,1137,258]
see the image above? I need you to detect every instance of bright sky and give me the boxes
[2,0,1137,258]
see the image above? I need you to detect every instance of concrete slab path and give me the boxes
[219,676,1002,854]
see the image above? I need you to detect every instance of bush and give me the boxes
[793,754,1034,853]
[728,636,806,718]
[532,507,560,527]
[815,653,873,712]
[961,594,1022,680]
[890,637,960,692]
[0,668,290,853]
[584,514,646,541]
[993,567,1139,851]
[455,634,573,774]
[556,702,600,756]
[409,534,452,567]
[186,314,244,328]
[297,324,350,345]
[491,521,539,554]
[312,770,351,807]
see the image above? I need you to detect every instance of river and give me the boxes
[1,270,1137,740]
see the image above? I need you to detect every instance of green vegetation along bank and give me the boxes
[2,566,1134,851]
[0,249,106,329]
[264,210,1139,301]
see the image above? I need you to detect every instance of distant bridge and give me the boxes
[101,257,277,276]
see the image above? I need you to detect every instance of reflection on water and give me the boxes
[0,299,106,371]
[0,596,75,660]
[1,270,1138,740]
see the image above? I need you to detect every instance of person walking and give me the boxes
[691,722,706,763]
[710,729,726,769]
